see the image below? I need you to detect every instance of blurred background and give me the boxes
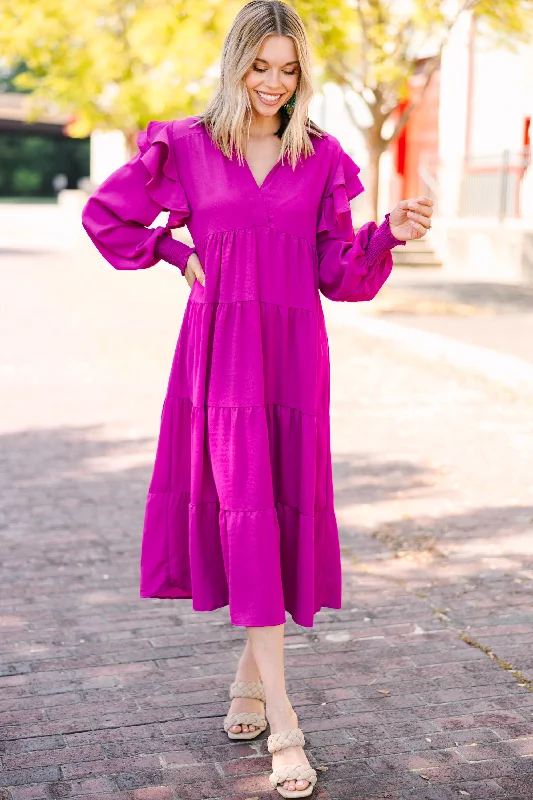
[1,0,533,280]
[2,4,533,799]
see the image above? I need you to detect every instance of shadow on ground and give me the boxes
[1,424,533,800]
[384,278,533,314]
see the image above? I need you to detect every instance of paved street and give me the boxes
[1,214,533,800]
[356,266,533,363]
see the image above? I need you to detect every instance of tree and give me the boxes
[0,0,241,156]
[2,0,532,202]
[292,0,533,219]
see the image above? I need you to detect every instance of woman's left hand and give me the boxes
[389,196,434,240]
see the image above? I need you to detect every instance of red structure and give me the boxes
[392,62,441,204]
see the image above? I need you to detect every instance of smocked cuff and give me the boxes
[365,213,406,266]
[155,234,196,276]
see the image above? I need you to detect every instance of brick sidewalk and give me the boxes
[1,239,533,800]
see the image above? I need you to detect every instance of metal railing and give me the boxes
[417,149,532,220]
[459,149,531,220]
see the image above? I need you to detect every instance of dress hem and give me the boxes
[139,588,342,629]
[140,497,341,627]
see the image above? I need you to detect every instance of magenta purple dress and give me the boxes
[81,115,404,628]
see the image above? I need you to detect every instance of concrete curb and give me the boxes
[324,303,533,396]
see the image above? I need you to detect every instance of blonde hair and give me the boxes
[194,0,325,169]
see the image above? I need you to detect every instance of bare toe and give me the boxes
[295,779,309,790]
[248,725,256,731]
[287,780,296,791]
[230,724,242,733]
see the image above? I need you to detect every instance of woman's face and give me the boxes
[245,35,300,119]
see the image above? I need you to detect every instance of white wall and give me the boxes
[438,12,533,219]
[470,27,531,157]
[90,129,128,185]
[438,10,472,218]
[310,83,375,221]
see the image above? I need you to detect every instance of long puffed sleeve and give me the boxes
[81,120,196,274]
[317,143,406,302]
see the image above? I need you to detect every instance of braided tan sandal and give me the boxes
[268,727,317,798]
[223,681,267,740]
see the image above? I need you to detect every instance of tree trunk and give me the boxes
[125,129,140,160]
[366,148,380,222]
[364,131,387,222]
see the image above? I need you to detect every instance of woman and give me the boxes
[81,1,433,795]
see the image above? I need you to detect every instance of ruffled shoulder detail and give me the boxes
[318,143,365,234]
[136,120,190,225]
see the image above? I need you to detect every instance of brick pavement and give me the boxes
[1,225,533,799]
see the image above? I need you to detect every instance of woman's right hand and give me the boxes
[184,252,205,288]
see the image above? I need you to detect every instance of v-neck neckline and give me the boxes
[242,151,283,191]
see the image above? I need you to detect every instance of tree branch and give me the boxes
[354,1,370,87]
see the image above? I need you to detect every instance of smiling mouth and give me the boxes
[255,90,284,106]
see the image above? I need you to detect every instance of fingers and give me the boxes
[407,200,433,218]
[402,197,433,216]
[399,196,432,206]
[406,210,432,228]
[184,265,206,288]
[184,267,194,289]
[409,218,427,235]
[414,195,434,207]
[191,257,205,285]
[396,199,412,211]
[186,252,206,286]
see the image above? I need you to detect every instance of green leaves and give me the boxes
[290,0,533,216]
[3,0,532,193]
[0,0,242,145]
[291,0,533,125]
